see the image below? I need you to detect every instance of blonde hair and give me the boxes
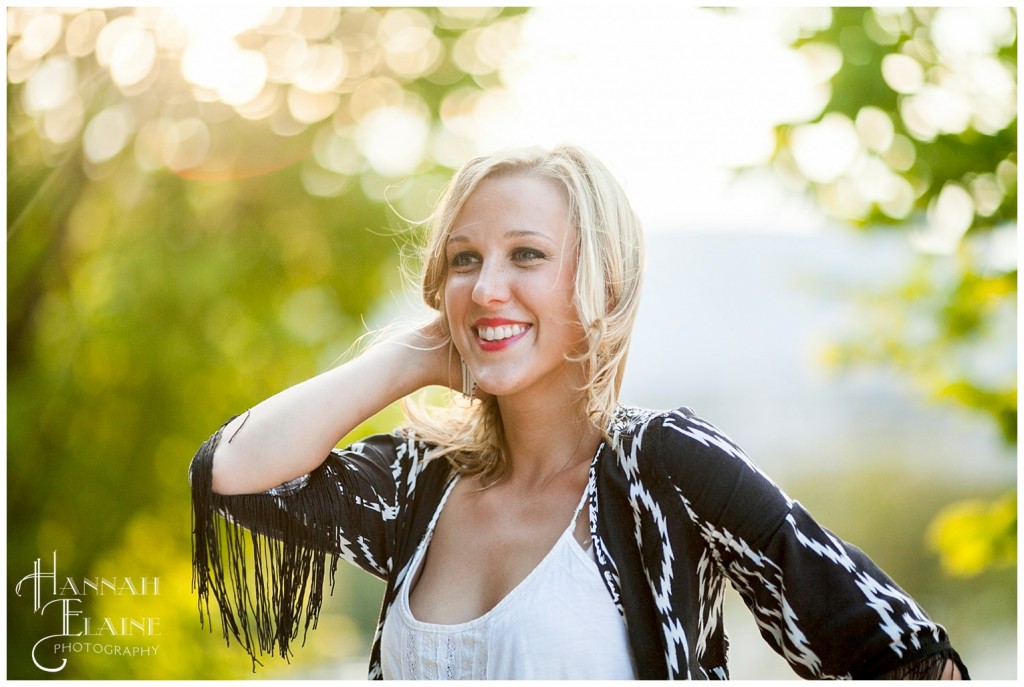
[404,144,645,485]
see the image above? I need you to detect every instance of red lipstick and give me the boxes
[473,318,532,352]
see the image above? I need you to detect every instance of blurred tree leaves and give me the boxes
[927,491,1017,577]
[759,7,1016,577]
[7,6,527,678]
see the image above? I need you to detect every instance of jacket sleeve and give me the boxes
[650,407,969,680]
[188,415,406,668]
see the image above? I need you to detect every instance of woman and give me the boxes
[191,144,968,679]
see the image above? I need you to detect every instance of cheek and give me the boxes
[554,268,581,328]
[561,296,587,349]
[443,280,467,328]
[537,286,582,344]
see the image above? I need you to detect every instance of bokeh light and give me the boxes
[22,54,76,113]
[83,104,134,164]
[7,11,528,677]
[767,7,1016,238]
[8,6,527,180]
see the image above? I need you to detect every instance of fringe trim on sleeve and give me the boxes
[874,647,970,680]
[189,422,340,670]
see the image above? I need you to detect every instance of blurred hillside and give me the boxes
[624,227,1015,485]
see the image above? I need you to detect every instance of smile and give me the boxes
[476,323,528,342]
[472,320,532,351]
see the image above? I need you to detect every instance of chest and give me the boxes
[407,476,592,624]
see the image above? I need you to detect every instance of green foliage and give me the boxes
[7,7,528,678]
[774,7,1017,230]
[763,7,1016,577]
[927,491,1017,577]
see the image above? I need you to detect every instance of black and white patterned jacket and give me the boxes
[190,405,968,679]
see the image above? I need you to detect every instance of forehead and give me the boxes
[450,173,572,241]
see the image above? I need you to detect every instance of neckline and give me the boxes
[399,452,598,632]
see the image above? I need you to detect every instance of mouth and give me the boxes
[472,319,532,350]
[476,323,528,341]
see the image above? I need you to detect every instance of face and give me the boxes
[443,173,585,401]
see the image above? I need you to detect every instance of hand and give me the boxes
[375,317,465,394]
[404,318,489,400]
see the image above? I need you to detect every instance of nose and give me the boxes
[471,260,511,307]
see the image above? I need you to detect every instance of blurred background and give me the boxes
[6,5,1016,679]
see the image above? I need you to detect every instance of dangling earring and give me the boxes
[460,358,477,399]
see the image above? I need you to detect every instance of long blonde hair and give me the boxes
[404,144,645,485]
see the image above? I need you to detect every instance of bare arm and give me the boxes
[211,322,458,495]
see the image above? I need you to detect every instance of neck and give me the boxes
[495,385,605,489]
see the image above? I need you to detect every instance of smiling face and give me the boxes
[443,173,585,402]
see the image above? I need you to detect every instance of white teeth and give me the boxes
[478,324,525,341]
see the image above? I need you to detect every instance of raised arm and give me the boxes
[191,320,462,667]
[211,320,459,495]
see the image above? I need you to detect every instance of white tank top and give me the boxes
[380,477,635,679]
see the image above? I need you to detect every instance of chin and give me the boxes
[472,375,523,398]
[474,382,510,398]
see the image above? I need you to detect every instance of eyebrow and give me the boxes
[447,229,552,244]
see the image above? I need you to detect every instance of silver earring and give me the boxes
[460,358,477,398]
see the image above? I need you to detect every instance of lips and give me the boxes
[473,318,531,351]
[477,323,526,342]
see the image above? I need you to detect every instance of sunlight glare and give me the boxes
[379,8,441,80]
[83,105,134,164]
[181,38,268,107]
[790,114,861,184]
[913,182,976,254]
[969,174,1004,217]
[476,6,833,232]
[19,11,63,60]
[854,107,895,153]
[931,7,1014,58]
[901,85,973,139]
[287,86,340,124]
[881,53,924,94]
[180,39,233,91]
[22,55,76,113]
[219,51,268,106]
[851,156,898,204]
[170,5,271,108]
[65,10,106,58]
[263,34,309,82]
[293,43,347,93]
[877,176,915,220]
[235,84,280,121]
[968,56,1017,135]
[293,7,341,41]
[109,22,156,88]
[356,106,429,177]
[7,41,37,84]
[167,5,270,41]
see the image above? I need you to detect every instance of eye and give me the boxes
[447,251,480,270]
[512,247,547,263]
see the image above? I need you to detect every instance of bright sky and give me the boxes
[472,5,830,233]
